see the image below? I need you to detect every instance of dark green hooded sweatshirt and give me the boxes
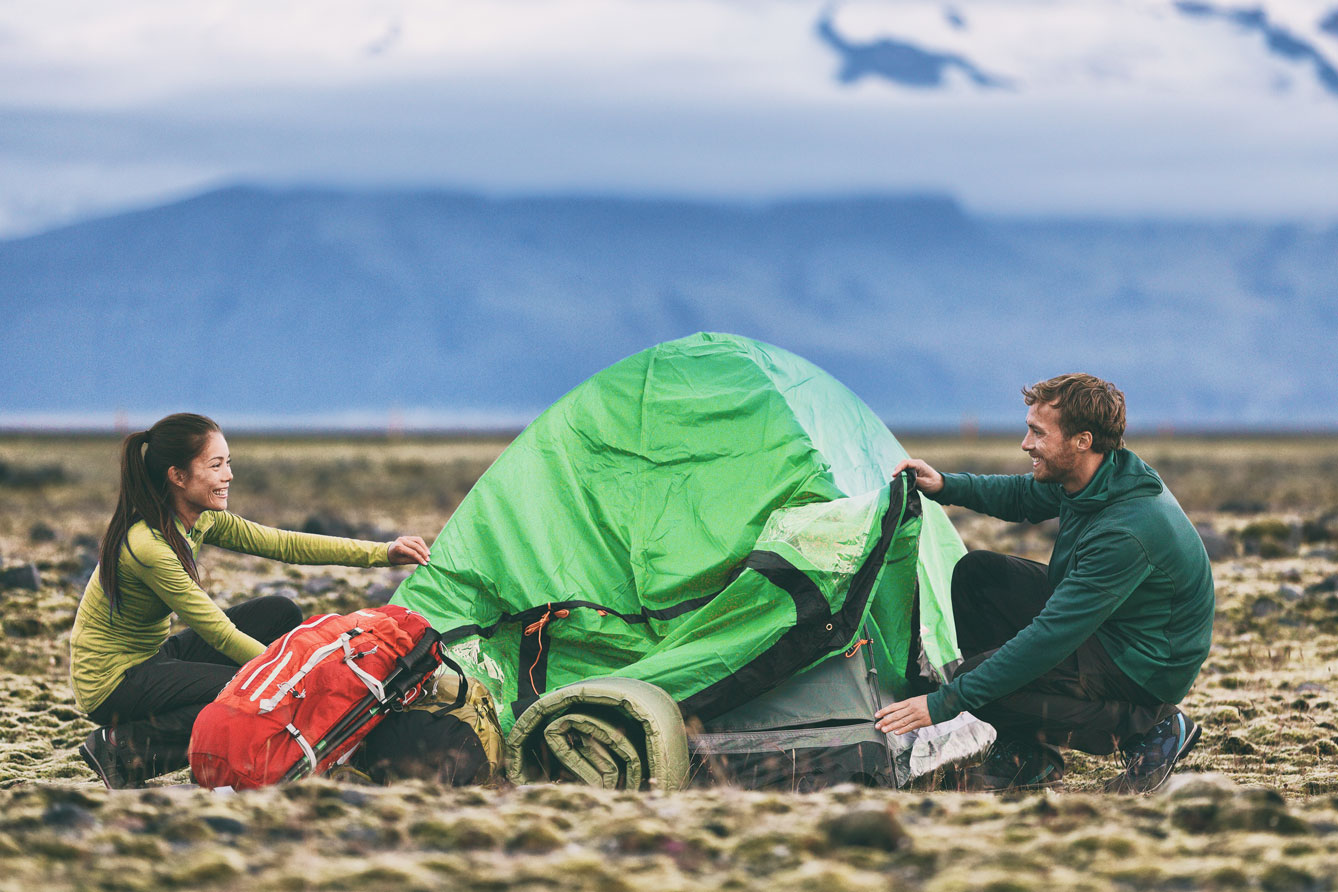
[925,448,1214,724]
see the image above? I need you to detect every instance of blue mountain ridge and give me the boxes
[1,186,1334,429]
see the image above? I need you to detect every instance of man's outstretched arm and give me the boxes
[892,458,945,495]
[897,456,1062,524]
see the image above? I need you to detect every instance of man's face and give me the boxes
[1021,402,1083,486]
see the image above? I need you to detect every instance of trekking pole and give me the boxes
[281,633,451,782]
[281,632,462,782]
[280,635,448,782]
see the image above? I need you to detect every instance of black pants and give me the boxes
[950,550,1173,756]
[87,595,303,782]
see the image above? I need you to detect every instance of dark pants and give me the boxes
[951,550,1173,756]
[87,595,302,782]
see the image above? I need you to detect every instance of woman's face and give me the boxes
[172,430,232,517]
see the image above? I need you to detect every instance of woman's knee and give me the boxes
[267,595,304,633]
[238,594,303,641]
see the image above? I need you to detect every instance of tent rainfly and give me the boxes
[393,332,993,788]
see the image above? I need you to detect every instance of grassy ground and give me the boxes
[0,433,1335,891]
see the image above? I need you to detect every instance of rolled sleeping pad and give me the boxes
[505,677,689,791]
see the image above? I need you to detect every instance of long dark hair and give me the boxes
[98,413,221,615]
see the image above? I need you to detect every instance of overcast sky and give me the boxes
[3,0,1338,236]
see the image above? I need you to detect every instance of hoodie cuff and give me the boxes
[931,472,968,507]
[926,685,965,725]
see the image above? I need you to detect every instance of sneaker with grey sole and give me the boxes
[1106,710,1200,794]
[962,736,1065,792]
[79,727,133,790]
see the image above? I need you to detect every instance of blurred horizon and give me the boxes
[4,414,1336,438]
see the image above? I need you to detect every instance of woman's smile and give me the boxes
[175,430,233,523]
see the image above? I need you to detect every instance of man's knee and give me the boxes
[951,550,1009,606]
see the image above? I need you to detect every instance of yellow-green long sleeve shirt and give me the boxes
[70,511,391,713]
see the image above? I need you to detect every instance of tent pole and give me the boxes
[858,620,898,787]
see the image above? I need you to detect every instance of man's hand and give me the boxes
[874,695,933,735]
[892,458,945,495]
[387,535,431,566]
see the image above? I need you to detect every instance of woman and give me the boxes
[71,413,431,788]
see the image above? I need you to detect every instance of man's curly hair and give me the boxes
[1022,373,1126,454]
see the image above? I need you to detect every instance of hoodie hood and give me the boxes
[1062,448,1164,514]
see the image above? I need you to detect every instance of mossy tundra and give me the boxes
[0,433,1335,891]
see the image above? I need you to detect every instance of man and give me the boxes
[875,374,1214,793]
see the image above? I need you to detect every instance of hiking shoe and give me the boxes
[962,736,1065,792]
[79,727,132,790]
[1105,710,1201,794]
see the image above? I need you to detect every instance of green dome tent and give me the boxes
[393,333,991,788]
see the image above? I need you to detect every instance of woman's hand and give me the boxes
[387,536,431,566]
[874,695,933,735]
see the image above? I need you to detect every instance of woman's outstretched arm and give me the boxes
[200,511,427,568]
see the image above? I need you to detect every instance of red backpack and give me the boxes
[189,605,453,790]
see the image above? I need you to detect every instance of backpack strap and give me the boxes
[344,644,388,702]
[260,628,365,714]
[286,723,319,774]
[247,652,293,703]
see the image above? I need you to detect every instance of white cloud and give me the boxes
[1,0,1337,234]
[5,0,1336,104]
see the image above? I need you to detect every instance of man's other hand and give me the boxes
[874,695,933,735]
[892,458,945,495]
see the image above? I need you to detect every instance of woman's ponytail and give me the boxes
[97,415,219,617]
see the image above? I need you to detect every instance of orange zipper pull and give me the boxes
[845,638,872,658]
